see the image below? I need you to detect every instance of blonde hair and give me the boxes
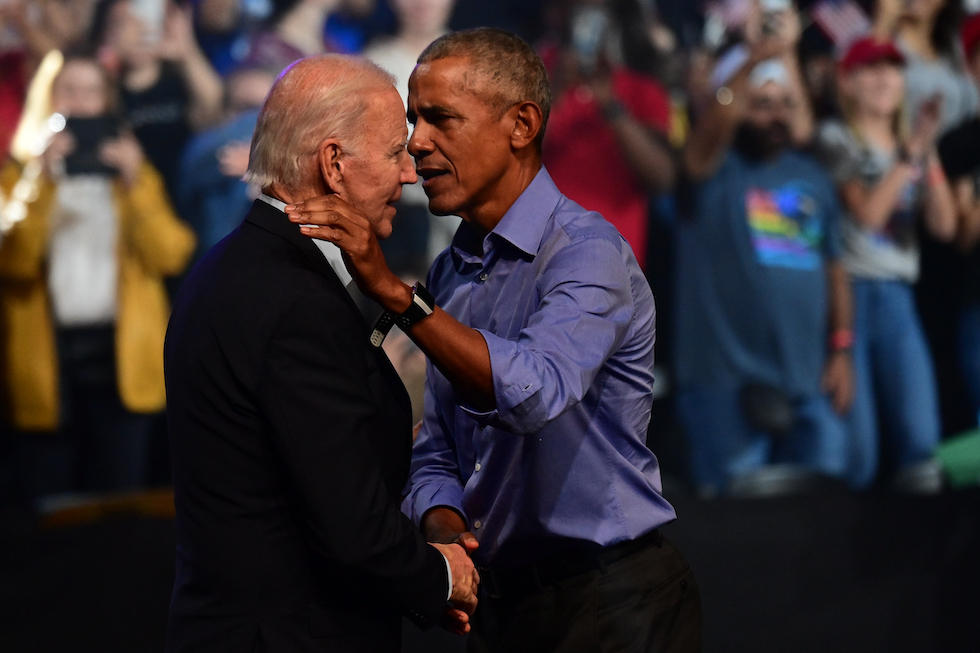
[244,54,395,189]
[838,68,909,148]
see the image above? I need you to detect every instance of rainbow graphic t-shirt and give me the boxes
[746,184,825,271]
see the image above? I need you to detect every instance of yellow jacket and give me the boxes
[0,161,196,431]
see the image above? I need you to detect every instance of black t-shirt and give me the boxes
[938,117,980,305]
[120,63,191,200]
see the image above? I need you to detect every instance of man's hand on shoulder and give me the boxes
[285,195,411,312]
[287,198,495,410]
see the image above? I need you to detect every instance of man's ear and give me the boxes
[318,139,344,192]
[509,101,544,150]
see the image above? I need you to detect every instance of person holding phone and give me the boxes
[539,0,676,272]
[89,0,223,199]
[678,2,853,498]
[815,37,957,492]
[874,0,978,136]
[0,54,195,501]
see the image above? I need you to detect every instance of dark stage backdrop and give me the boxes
[1,488,977,653]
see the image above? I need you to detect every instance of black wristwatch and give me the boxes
[396,282,436,330]
[369,282,436,347]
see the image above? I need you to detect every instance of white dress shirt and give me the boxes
[257,193,352,287]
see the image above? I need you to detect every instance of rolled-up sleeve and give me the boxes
[466,234,636,435]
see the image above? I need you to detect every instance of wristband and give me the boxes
[927,162,946,187]
[829,329,854,353]
[369,282,435,348]
[395,281,436,331]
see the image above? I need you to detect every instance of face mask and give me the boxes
[733,120,791,161]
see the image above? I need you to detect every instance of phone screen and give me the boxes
[129,0,166,45]
[64,116,121,176]
[759,0,791,10]
[571,7,610,76]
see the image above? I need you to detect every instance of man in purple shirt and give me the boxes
[286,28,701,653]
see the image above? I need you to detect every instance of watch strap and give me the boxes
[369,310,397,348]
[395,282,435,331]
[369,283,435,348]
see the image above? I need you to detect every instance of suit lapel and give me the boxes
[244,200,412,415]
[244,200,356,307]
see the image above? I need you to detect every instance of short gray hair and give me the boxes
[418,28,552,145]
[244,54,396,189]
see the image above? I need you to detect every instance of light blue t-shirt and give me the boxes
[675,149,842,397]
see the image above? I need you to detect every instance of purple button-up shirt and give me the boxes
[402,167,676,568]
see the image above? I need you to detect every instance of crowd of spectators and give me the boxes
[1,0,979,505]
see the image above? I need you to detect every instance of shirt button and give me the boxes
[479,272,489,281]
[473,520,482,529]
[474,462,482,472]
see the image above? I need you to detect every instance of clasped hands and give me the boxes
[430,537,480,634]
[425,507,481,634]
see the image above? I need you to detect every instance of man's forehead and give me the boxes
[410,56,479,98]
[369,86,405,117]
[362,87,409,139]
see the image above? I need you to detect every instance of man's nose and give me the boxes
[408,122,429,158]
[401,152,418,185]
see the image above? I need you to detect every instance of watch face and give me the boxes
[412,282,436,312]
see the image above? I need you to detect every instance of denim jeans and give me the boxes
[676,386,848,496]
[847,279,941,490]
[959,302,980,419]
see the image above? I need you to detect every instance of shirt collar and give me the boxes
[257,192,287,212]
[258,193,353,287]
[489,166,562,257]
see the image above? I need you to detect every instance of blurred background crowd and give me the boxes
[2,0,980,510]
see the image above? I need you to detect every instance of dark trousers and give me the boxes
[468,534,702,653]
[13,326,154,501]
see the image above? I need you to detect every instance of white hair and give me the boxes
[244,54,396,189]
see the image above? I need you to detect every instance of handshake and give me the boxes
[426,507,481,635]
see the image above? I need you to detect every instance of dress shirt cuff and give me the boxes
[458,403,497,426]
[404,483,467,527]
[464,329,542,433]
[442,552,453,601]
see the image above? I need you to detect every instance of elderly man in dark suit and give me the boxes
[163,54,478,653]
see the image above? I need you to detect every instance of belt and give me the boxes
[477,528,662,600]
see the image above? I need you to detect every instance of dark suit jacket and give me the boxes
[164,200,448,653]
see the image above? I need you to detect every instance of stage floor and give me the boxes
[1,488,977,653]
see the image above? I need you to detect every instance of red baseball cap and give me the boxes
[839,37,906,74]
[961,13,980,61]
